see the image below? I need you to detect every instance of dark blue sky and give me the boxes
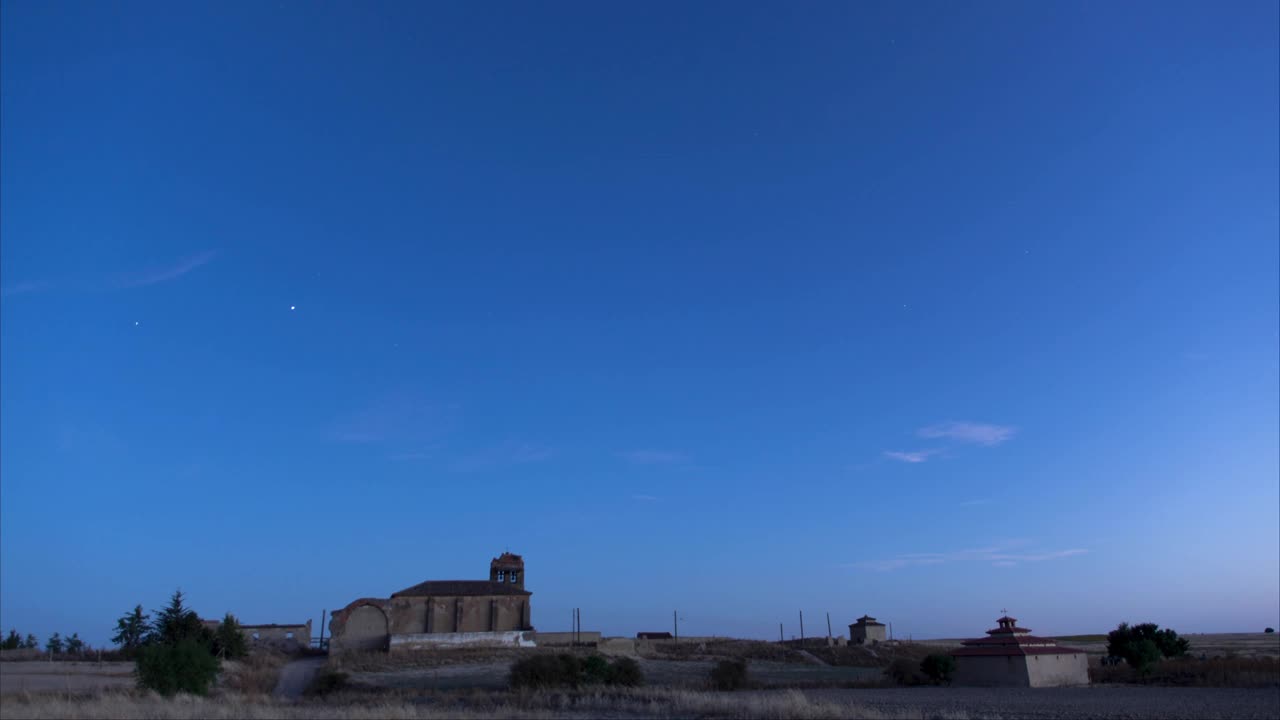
[3,1,1277,645]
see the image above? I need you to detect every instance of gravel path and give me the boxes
[272,657,326,700]
[796,686,1280,720]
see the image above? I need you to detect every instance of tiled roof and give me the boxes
[952,644,1086,657]
[392,580,531,597]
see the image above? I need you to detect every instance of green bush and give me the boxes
[710,659,749,690]
[582,655,611,684]
[135,639,220,696]
[213,614,248,660]
[920,654,956,684]
[607,656,644,686]
[888,657,925,686]
[1107,623,1191,670]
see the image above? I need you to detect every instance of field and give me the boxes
[1,634,1277,719]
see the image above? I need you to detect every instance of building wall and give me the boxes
[390,630,535,652]
[330,595,532,654]
[850,624,886,644]
[242,622,311,652]
[1024,653,1089,687]
[534,631,602,646]
[952,655,1033,687]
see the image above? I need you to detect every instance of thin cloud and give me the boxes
[0,281,46,297]
[853,544,1086,571]
[451,443,555,473]
[918,421,1016,446]
[620,450,687,465]
[631,494,658,502]
[959,498,992,507]
[116,250,217,288]
[883,450,938,463]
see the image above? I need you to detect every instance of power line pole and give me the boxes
[799,611,805,643]
[826,612,832,645]
[779,623,783,643]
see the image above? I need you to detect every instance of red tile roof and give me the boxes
[952,644,1086,657]
[392,580,531,597]
[949,616,1086,658]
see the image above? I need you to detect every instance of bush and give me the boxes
[213,614,248,660]
[710,659,749,691]
[888,657,925,686]
[607,656,644,686]
[1108,623,1190,670]
[135,639,220,696]
[1266,628,1275,634]
[581,655,611,684]
[305,670,349,696]
[920,653,956,684]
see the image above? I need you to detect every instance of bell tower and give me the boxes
[490,552,525,590]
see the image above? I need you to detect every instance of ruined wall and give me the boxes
[951,655,1033,687]
[534,631,602,646]
[242,622,311,652]
[330,596,532,655]
[390,630,535,653]
[850,624,886,644]
[1024,653,1089,687]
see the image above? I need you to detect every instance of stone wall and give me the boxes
[241,622,311,653]
[1024,653,1089,687]
[952,655,1033,687]
[533,631,602,646]
[389,631,536,653]
[330,595,533,655]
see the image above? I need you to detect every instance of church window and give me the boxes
[497,570,505,582]
[510,571,519,583]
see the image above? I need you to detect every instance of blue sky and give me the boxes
[2,1,1277,646]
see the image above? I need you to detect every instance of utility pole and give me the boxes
[826,613,832,645]
[673,610,678,645]
[779,623,783,643]
[319,609,327,650]
[799,611,805,643]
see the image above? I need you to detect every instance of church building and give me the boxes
[329,552,534,654]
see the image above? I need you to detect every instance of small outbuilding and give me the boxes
[951,615,1088,687]
[849,615,886,645]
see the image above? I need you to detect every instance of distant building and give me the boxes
[328,552,534,654]
[849,615,886,645]
[636,632,673,640]
[201,618,311,653]
[950,615,1088,687]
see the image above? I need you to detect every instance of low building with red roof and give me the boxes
[950,614,1089,687]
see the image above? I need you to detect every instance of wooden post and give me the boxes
[826,613,832,645]
[779,623,783,643]
[673,610,678,645]
[799,611,805,643]
[319,609,327,650]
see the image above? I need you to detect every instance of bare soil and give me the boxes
[0,662,134,694]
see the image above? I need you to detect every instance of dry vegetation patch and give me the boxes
[1089,656,1280,688]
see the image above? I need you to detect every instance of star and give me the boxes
[134,321,139,326]
[290,305,296,311]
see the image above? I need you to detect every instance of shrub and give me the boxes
[135,639,220,696]
[1108,623,1190,670]
[920,653,956,684]
[710,659,749,690]
[1266,628,1275,634]
[510,654,579,689]
[305,669,349,696]
[582,655,611,684]
[213,614,248,660]
[888,657,925,686]
[607,656,644,686]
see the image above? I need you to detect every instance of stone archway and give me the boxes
[343,605,389,651]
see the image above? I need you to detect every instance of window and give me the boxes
[510,571,519,583]
[285,632,294,640]
[497,570,505,582]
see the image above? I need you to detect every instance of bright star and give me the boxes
[290,305,296,311]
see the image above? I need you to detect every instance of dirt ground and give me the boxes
[0,662,135,694]
[795,686,1280,720]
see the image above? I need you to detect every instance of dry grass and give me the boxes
[0,686,967,720]
[1088,656,1280,688]
[219,651,290,696]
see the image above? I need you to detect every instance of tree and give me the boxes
[921,653,957,684]
[212,613,248,660]
[66,633,85,655]
[2,629,20,650]
[151,590,211,648]
[112,605,153,657]
[135,639,220,696]
[22,634,38,650]
[1266,628,1275,634]
[46,633,64,654]
[1107,622,1190,670]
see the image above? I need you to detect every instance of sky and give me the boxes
[2,1,1277,647]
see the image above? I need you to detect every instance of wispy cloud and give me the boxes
[116,250,217,288]
[918,421,1016,447]
[451,443,555,473]
[0,281,47,297]
[959,498,992,507]
[631,494,658,502]
[331,393,453,445]
[852,543,1087,572]
[619,450,687,465]
[883,449,938,463]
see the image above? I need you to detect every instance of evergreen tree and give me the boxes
[2,629,20,650]
[151,589,210,647]
[46,632,64,654]
[112,605,153,657]
[66,633,85,655]
[212,613,248,660]
[22,634,38,649]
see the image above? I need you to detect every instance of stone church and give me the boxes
[329,552,534,654]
